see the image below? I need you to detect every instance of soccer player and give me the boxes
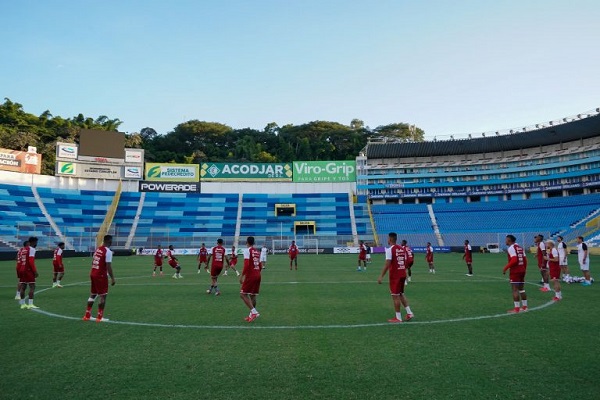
[557,236,570,280]
[260,244,268,269]
[167,245,183,279]
[239,236,262,322]
[402,240,414,283]
[206,238,229,296]
[52,242,66,288]
[198,243,209,274]
[152,244,164,277]
[82,235,116,322]
[502,235,528,313]
[463,239,473,276]
[357,240,367,271]
[545,240,562,301]
[288,240,299,270]
[377,232,414,323]
[224,245,240,277]
[17,237,39,309]
[365,242,372,264]
[426,242,435,273]
[577,236,592,286]
[534,234,550,292]
[15,240,28,300]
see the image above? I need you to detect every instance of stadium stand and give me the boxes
[133,192,238,249]
[0,183,53,249]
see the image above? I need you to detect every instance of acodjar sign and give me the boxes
[201,163,292,181]
[293,161,356,183]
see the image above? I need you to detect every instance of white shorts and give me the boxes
[260,257,267,263]
[366,254,371,260]
[559,259,568,266]
[579,262,590,271]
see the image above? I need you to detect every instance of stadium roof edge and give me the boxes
[365,113,600,159]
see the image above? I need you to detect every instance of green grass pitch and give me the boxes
[1,252,599,399]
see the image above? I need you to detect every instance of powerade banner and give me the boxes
[139,181,201,193]
[201,162,292,181]
[293,161,356,183]
[145,163,199,182]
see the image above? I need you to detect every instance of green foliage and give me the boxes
[0,98,426,174]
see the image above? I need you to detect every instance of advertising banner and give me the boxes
[293,161,356,183]
[124,166,143,179]
[201,162,292,181]
[145,163,199,182]
[0,147,42,174]
[56,142,78,159]
[125,149,144,164]
[139,181,201,193]
[56,161,121,179]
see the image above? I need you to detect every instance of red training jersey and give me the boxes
[167,249,176,262]
[503,243,527,274]
[359,244,367,258]
[464,244,472,262]
[17,246,37,274]
[53,247,63,266]
[90,246,112,278]
[211,245,227,268]
[536,242,546,266]
[288,245,298,258]
[405,245,414,263]
[155,248,163,262]
[547,248,559,269]
[230,247,238,260]
[386,244,407,280]
[243,247,262,279]
[199,247,208,259]
[426,245,434,262]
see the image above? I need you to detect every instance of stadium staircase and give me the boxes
[348,192,359,245]
[96,181,122,247]
[234,193,243,248]
[124,191,145,249]
[365,199,379,245]
[31,186,72,249]
[427,204,445,246]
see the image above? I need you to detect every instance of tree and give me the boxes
[374,123,425,142]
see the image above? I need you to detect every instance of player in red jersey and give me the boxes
[544,240,562,301]
[357,240,367,271]
[167,245,182,279]
[240,236,263,322]
[502,235,528,313]
[152,244,164,277]
[378,232,414,323]
[197,243,209,274]
[426,242,435,273]
[82,235,116,322]
[15,240,29,300]
[401,240,414,283]
[288,240,299,270]
[534,234,550,292]
[17,237,39,309]
[224,245,240,276]
[52,242,65,288]
[206,238,230,296]
[463,240,473,276]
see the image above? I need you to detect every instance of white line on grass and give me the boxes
[28,275,557,330]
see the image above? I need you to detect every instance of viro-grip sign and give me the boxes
[292,161,356,183]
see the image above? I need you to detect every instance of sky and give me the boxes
[1,0,599,139]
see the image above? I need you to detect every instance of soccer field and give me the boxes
[1,252,599,399]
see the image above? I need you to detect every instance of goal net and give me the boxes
[271,238,319,255]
